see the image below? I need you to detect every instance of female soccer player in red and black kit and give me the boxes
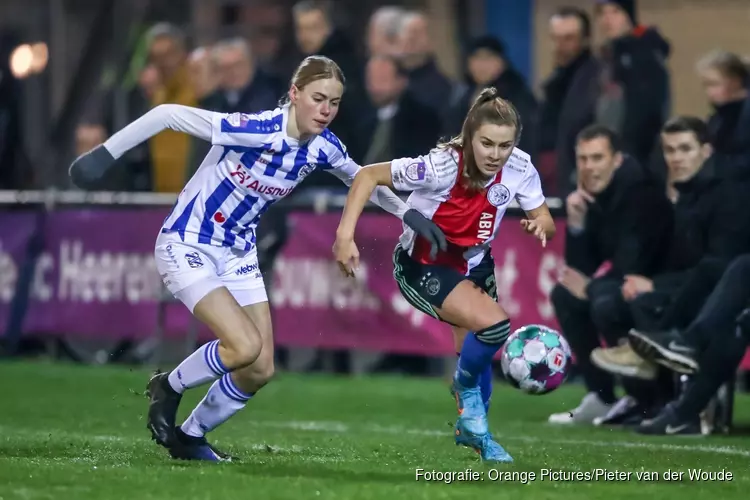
[333,88,555,462]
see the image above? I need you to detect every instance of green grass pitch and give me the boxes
[1,360,749,499]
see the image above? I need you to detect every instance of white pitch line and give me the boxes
[3,420,750,459]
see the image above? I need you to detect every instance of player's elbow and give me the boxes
[150,103,186,123]
[357,162,393,188]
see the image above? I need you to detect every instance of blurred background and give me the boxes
[0,0,748,395]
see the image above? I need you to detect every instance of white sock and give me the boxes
[167,340,229,394]
[180,373,253,437]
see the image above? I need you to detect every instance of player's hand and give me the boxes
[403,208,447,261]
[520,218,547,247]
[565,186,594,230]
[333,237,360,278]
[69,145,115,189]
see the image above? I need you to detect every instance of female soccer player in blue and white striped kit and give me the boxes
[70,55,444,461]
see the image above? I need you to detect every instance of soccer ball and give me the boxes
[500,324,572,395]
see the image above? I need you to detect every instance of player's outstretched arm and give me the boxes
[69,104,216,188]
[332,163,447,277]
[333,163,391,277]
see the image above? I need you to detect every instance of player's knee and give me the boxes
[234,355,275,390]
[222,329,263,368]
[475,318,512,345]
[253,359,275,387]
[473,303,509,339]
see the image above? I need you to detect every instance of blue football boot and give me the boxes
[168,427,236,462]
[452,380,513,463]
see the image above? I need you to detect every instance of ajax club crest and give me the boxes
[487,184,511,207]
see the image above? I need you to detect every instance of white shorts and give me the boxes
[154,231,268,313]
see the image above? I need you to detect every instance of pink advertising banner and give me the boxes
[0,209,564,356]
[3,208,749,367]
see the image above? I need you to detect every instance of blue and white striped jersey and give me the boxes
[160,106,362,251]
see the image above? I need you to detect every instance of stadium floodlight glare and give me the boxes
[9,42,49,78]
[10,44,33,78]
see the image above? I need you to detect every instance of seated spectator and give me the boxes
[548,124,673,425]
[628,253,750,435]
[360,55,441,165]
[697,50,750,178]
[446,36,537,155]
[589,116,750,422]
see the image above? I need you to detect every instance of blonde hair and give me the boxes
[279,55,345,106]
[441,87,522,191]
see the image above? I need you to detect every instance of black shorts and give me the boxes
[392,244,497,320]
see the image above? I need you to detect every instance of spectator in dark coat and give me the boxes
[589,117,750,427]
[292,0,369,169]
[537,7,601,196]
[697,50,750,179]
[396,11,454,123]
[595,0,671,168]
[360,55,441,166]
[446,36,538,155]
[548,125,674,426]
[190,39,284,176]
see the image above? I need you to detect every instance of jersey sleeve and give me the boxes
[211,111,280,147]
[103,104,215,160]
[390,153,443,192]
[515,163,547,211]
[390,148,458,192]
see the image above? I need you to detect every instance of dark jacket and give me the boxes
[201,69,283,116]
[446,67,538,154]
[538,50,601,196]
[313,29,369,164]
[565,157,673,279]
[360,91,442,162]
[597,27,671,166]
[652,161,750,289]
[404,58,454,127]
[707,93,750,179]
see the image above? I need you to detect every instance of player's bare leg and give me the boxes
[435,281,513,463]
[146,286,263,452]
[233,301,275,394]
[166,301,274,461]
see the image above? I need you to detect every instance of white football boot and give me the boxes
[548,392,612,424]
